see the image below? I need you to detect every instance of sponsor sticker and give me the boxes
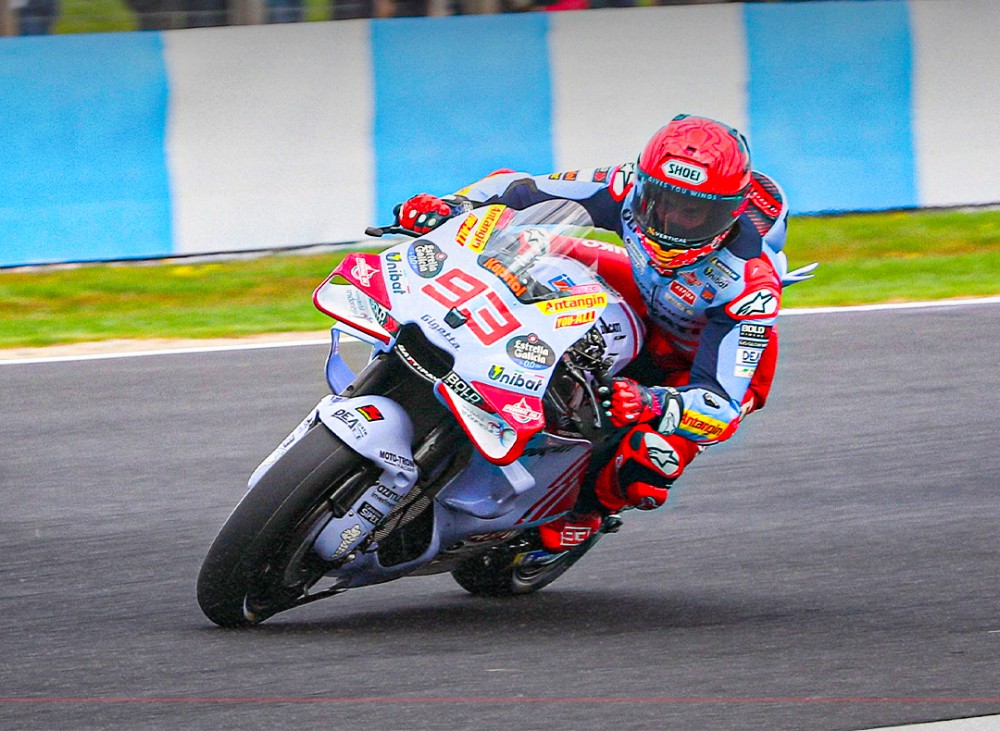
[680,412,728,439]
[669,281,696,306]
[384,252,408,295]
[727,289,779,319]
[407,241,447,278]
[536,292,608,315]
[502,397,543,425]
[506,333,556,370]
[555,310,597,328]
[356,404,384,422]
[456,205,505,252]
[736,347,762,365]
[660,159,708,186]
[358,501,385,525]
[488,365,544,392]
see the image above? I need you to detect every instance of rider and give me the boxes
[393,114,789,552]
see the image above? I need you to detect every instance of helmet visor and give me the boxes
[631,171,747,248]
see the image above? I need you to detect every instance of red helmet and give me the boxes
[629,115,752,272]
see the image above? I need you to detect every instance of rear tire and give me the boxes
[451,530,602,597]
[196,423,370,627]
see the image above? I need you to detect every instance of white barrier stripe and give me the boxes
[2,296,1000,366]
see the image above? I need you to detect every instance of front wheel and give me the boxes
[196,423,375,627]
[451,523,609,597]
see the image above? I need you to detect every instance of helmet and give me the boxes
[629,115,752,272]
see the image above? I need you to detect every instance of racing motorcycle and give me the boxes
[197,200,649,627]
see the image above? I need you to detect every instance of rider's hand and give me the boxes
[393,193,454,234]
[603,378,662,428]
[600,379,684,432]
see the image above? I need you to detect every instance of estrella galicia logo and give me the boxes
[506,333,555,371]
[407,240,446,278]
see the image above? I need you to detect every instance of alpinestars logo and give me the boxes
[644,434,680,476]
[728,290,779,318]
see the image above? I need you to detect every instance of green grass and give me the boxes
[50,0,333,34]
[1,207,998,349]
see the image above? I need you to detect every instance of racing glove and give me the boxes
[393,193,469,234]
[600,378,683,433]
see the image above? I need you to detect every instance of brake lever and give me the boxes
[365,224,422,239]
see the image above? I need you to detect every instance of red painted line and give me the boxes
[2,697,1000,704]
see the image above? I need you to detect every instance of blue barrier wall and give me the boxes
[1,0,999,267]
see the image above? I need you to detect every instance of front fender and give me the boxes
[316,395,416,470]
[311,395,421,562]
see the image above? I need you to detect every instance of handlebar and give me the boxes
[365,224,422,239]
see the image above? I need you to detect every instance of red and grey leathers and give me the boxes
[417,162,789,514]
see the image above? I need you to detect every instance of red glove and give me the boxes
[604,378,662,428]
[394,193,453,234]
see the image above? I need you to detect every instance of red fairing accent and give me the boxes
[518,453,590,525]
[333,253,392,309]
[724,257,782,320]
[472,381,545,432]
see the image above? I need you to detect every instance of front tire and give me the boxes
[196,423,372,627]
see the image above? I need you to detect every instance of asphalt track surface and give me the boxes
[2,304,999,731]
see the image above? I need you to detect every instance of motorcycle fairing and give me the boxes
[317,434,593,588]
[311,395,421,562]
[313,204,643,465]
[313,266,393,346]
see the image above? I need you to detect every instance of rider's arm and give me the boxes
[444,166,633,233]
[674,255,782,446]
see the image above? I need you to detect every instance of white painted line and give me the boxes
[0,337,330,366]
[2,296,999,367]
[779,295,1000,316]
[861,715,1000,731]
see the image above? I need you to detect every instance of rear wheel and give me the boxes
[451,526,606,597]
[196,423,374,627]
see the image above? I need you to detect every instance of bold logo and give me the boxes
[506,333,556,370]
[407,241,447,278]
[661,159,708,186]
[356,404,384,422]
[443,371,484,406]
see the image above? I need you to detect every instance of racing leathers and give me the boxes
[412,162,789,546]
